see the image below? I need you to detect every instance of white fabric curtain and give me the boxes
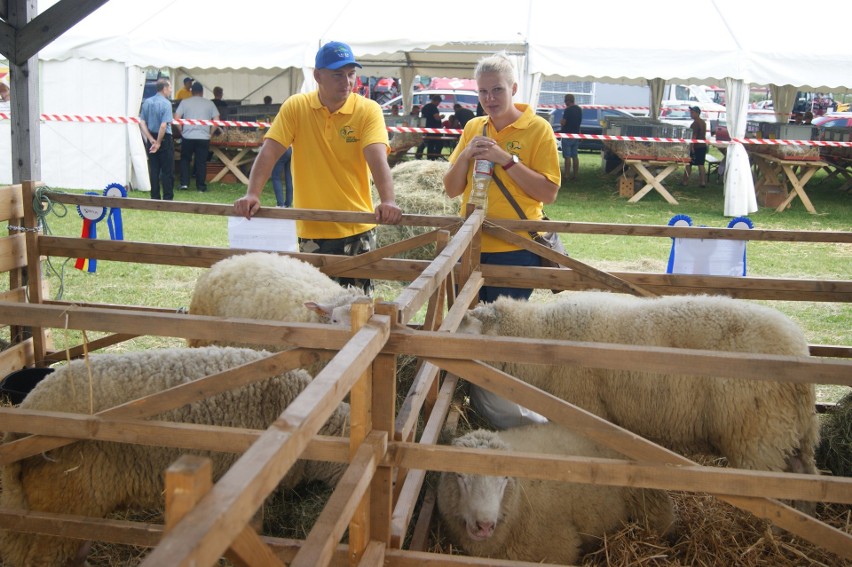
[301,67,317,94]
[723,78,758,216]
[399,67,416,114]
[126,65,149,191]
[648,78,665,120]
[769,84,798,123]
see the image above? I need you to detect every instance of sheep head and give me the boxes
[304,287,369,326]
[440,429,518,541]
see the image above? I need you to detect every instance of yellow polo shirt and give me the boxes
[175,87,193,101]
[449,104,561,253]
[265,91,389,239]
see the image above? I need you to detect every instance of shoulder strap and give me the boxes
[492,172,542,242]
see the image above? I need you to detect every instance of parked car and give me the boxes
[812,113,852,129]
[537,106,641,151]
[380,89,478,122]
[657,104,693,127]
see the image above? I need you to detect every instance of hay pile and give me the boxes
[374,160,459,260]
[817,390,852,478]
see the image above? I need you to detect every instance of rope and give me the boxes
[32,186,73,300]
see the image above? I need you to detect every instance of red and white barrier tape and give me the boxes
[2,113,849,148]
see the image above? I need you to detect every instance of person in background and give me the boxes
[559,93,582,181]
[442,52,560,303]
[175,77,193,101]
[421,94,444,160]
[263,95,273,105]
[212,86,228,119]
[803,111,814,125]
[681,105,707,187]
[0,79,10,113]
[138,78,175,200]
[234,41,402,293]
[406,104,421,126]
[271,147,293,207]
[175,82,219,193]
[453,102,475,128]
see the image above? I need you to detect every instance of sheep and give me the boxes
[457,292,820,478]
[187,252,369,349]
[0,346,350,567]
[436,424,675,564]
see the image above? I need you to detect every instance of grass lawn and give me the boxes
[23,149,852,402]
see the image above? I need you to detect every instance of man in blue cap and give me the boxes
[235,41,401,294]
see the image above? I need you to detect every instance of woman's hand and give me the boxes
[464,135,508,165]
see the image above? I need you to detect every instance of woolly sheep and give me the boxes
[437,424,675,563]
[187,252,368,349]
[458,292,819,478]
[0,346,350,567]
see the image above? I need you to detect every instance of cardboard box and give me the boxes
[618,176,636,197]
[757,184,787,208]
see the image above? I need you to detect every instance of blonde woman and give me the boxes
[443,52,561,302]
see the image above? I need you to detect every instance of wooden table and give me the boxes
[821,154,852,193]
[209,141,260,185]
[623,159,688,205]
[749,152,827,213]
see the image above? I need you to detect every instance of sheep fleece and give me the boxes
[0,346,349,567]
[437,424,674,563]
[187,252,365,348]
[459,292,819,473]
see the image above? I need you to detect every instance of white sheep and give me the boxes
[187,252,369,349]
[458,292,820,478]
[0,346,350,567]
[436,424,675,564]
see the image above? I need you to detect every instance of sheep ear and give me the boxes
[305,301,332,319]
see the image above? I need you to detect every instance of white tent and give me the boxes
[3,0,851,214]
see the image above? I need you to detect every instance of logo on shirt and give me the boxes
[339,126,359,143]
[506,140,522,154]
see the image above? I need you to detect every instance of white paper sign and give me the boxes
[669,238,746,276]
[227,217,298,252]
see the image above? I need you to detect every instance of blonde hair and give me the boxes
[474,52,515,84]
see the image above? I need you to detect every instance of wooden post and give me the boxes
[348,299,374,566]
[371,302,398,546]
[21,181,47,365]
[164,455,285,567]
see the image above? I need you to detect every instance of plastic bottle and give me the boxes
[469,158,493,209]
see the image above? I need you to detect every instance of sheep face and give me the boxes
[304,287,370,326]
[452,472,511,540]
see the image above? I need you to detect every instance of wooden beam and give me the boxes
[13,0,110,63]
[0,407,350,465]
[387,331,852,387]
[140,316,390,567]
[483,223,656,297]
[291,431,386,567]
[164,455,285,567]
[0,349,322,465]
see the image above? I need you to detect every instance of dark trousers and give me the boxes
[479,249,541,303]
[146,135,175,200]
[426,136,443,160]
[298,229,376,295]
[179,137,210,191]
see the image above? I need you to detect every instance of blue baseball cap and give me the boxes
[315,41,362,70]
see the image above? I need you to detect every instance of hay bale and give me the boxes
[817,390,852,477]
[373,160,459,260]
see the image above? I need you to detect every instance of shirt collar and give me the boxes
[309,91,357,115]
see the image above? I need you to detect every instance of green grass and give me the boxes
[18,152,852,399]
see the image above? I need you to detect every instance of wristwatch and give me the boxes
[502,154,519,170]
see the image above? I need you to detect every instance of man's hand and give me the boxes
[375,201,402,224]
[234,195,261,220]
